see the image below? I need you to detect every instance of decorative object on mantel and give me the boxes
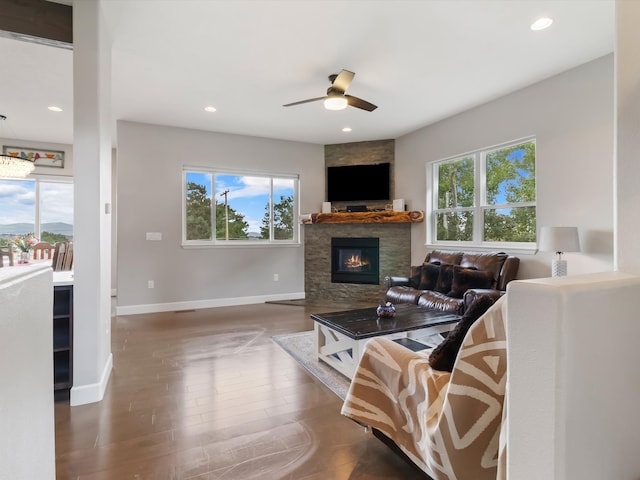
[301,210,424,225]
[392,199,405,212]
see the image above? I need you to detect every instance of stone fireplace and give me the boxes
[304,220,412,304]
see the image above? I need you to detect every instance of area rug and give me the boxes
[272,331,350,400]
[264,299,307,306]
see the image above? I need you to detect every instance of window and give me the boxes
[428,138,536,248]
[183,168,299,245]
[0,177,74,247]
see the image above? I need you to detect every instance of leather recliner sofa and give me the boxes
[384,249,519,314]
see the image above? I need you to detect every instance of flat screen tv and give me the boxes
[327,163,391,202]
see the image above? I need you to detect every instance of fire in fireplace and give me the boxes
[331,237,380,284]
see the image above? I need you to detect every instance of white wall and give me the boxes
[0,265,55,480]
[70,0,113,406]
[615,0,640,273]
[396,54,615,279]
[115,121,324,313]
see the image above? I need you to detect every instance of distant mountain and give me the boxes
[0,223,34,235]
[0,222,73,236]
[42,222,74,236]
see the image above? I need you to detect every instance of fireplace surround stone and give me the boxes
[304,223,411,304]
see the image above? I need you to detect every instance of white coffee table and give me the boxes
[311,304,460,379]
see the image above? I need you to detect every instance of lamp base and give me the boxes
[552,259,567,277]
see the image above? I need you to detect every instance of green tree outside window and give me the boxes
[432,139,536,245]
[260,195,294,240]
[184,171,297,244]
[186,181,212,240]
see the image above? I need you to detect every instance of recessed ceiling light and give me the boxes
[48,106,63,112]
[531,17,553,31]
[204,106,217,113]
[342,127,352,132]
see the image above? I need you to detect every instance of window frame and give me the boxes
[426,137,537,252]
[181,166,300,247]
[0,174,74,242]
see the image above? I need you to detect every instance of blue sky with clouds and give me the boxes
[0,179,73,226]
[187,172,294,233]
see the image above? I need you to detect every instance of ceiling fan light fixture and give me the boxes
[324,95,348,111]
[283,70,376,112]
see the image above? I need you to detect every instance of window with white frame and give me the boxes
[428,138,536,247]
[0,177,74,246]
[183,168,299,245]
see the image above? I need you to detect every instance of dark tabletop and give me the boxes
[311,303,461,340]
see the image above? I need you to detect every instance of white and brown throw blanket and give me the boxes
[341,296,507,480]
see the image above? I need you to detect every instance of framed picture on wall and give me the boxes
[2,146,65,168]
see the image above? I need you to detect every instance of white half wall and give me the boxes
[506,272,640,479]
[0,265,55,480]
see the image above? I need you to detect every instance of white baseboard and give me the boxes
[114,292,306,316]
[70,352,113,406]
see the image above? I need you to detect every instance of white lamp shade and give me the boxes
[538,226,580,253]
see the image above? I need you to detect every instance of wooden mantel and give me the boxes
[301,210,424,224]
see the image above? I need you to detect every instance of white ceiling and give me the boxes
[0,0,615,147]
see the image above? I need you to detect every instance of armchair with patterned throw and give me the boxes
[341,295,507,480]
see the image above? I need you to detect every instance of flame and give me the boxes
[345,255,369,269]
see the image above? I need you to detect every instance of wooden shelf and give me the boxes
[302,210,424,224]
[53,285,73,395]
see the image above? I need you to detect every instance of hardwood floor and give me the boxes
[54,303,427,479]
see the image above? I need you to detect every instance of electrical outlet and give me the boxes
[148,280,154,289]
[273,274,279,281]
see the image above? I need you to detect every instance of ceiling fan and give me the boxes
[283,69,378,112]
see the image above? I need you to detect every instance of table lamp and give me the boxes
[538,226,580,277]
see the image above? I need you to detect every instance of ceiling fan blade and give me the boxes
[282,96,326,107]
[331,69,355,93]
[346,95,378,112]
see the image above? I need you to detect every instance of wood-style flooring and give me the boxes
[54,302,427,479]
